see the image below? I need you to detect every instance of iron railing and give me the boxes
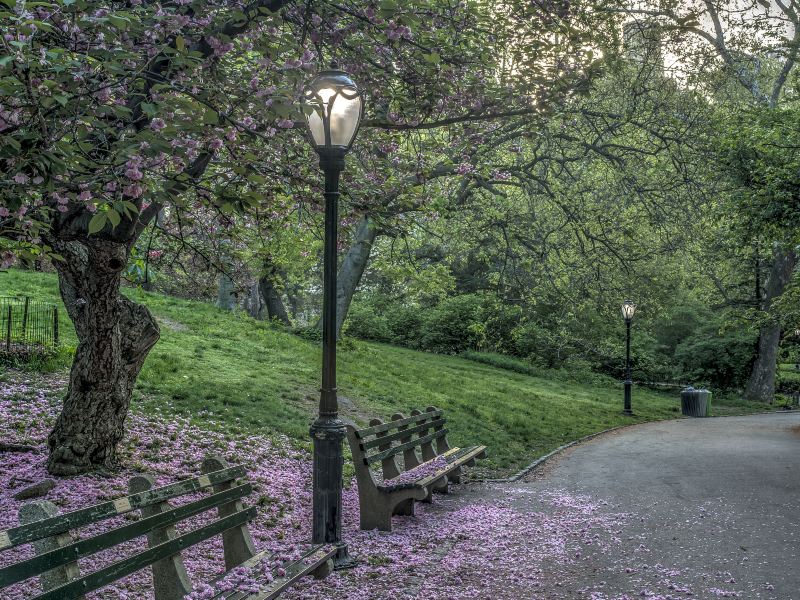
[0,296,59,354]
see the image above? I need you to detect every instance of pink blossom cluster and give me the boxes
[386,21,413,41]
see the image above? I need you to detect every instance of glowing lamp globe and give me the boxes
[621,300,637,322]
[303,68,363,153]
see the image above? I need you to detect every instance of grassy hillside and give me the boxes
[0,269,768,477]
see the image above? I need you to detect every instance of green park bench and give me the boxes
[346,406,487,532]
[0,455,334,600]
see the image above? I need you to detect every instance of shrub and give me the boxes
[385,304,424,348]
[674,325,755,389]
[419,294,485,354]
[344,303,393,343]
[511,320,572,368]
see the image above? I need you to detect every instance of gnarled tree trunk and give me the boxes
[47,239,160,475]
[744,246,797,403]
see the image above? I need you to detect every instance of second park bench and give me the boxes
[346,406,487,532]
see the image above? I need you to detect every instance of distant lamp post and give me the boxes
[621,300,637,416]
[302,64,363,567]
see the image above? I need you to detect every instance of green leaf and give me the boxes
[175,36,185,52]
[106,209,121,228]
[88,212,107,235]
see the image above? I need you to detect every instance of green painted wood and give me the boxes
[211,544,335,600]
[1,466,245,549]
[365,430,448,465]
[32,507,257,600]
[0,484,252,589]
[209,549,274,600]
[360,419,447,450]
[356,410,444,438]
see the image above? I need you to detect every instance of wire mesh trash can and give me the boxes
[681,387,711,417]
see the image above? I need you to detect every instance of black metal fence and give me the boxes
[0,297,59,354]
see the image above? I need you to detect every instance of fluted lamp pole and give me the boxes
[621,300,637,416]
[302,64,363,568]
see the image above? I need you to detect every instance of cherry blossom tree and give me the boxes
[0,0,617,473]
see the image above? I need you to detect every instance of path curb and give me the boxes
[476,423,635,484]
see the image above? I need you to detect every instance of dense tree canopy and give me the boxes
[1,0,798,473]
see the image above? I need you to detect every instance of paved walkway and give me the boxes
[520,412,800,599]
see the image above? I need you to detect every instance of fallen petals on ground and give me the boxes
[0,370,725,599]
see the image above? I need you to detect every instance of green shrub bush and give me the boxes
[419,294,486,354]
[385,304,424,348]
[343,302,394,343]
[674,325,755,388]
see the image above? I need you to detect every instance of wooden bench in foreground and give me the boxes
[0,455,334,600]
[346,406,487,532]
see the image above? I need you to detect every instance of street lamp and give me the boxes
[302,65,363,567]
[621,300,636,416]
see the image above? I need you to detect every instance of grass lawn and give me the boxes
[0,269,772,477]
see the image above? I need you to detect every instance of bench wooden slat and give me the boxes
[2,465,246,549]
[0,483,252,589]
[210,548,273,600]
[211,544,335,600]
[356,410,444,438]
[417,445,487,487]
[359,418,447,450]
[249,545,337,600]
[32,506,257,600]
[380,446,461,489]
[365,429,448,465]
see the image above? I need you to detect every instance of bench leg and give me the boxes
[19,501,83,599]
[359,486,427,532]
[202,455,256,570]
[129,475,192,600]
[448,466,463,484]
[393,497,415,516]
[422,476,448,502]
[360,506,394,532]
[312,559,334,580]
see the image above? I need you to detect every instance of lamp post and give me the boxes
[302,65,363,567]
[621,300,636,416]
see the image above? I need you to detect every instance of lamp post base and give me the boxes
[333,543,359,570]
[310,416,346,547]
[623,380,633,416]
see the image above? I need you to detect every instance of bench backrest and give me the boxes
[0,455,255,600]
[348,406,452,481]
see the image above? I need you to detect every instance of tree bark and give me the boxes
[246,281,265,319]
[258,263,291,325]
[744,246,797,403]
[334,215,379,336]
[47,239,160,475]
